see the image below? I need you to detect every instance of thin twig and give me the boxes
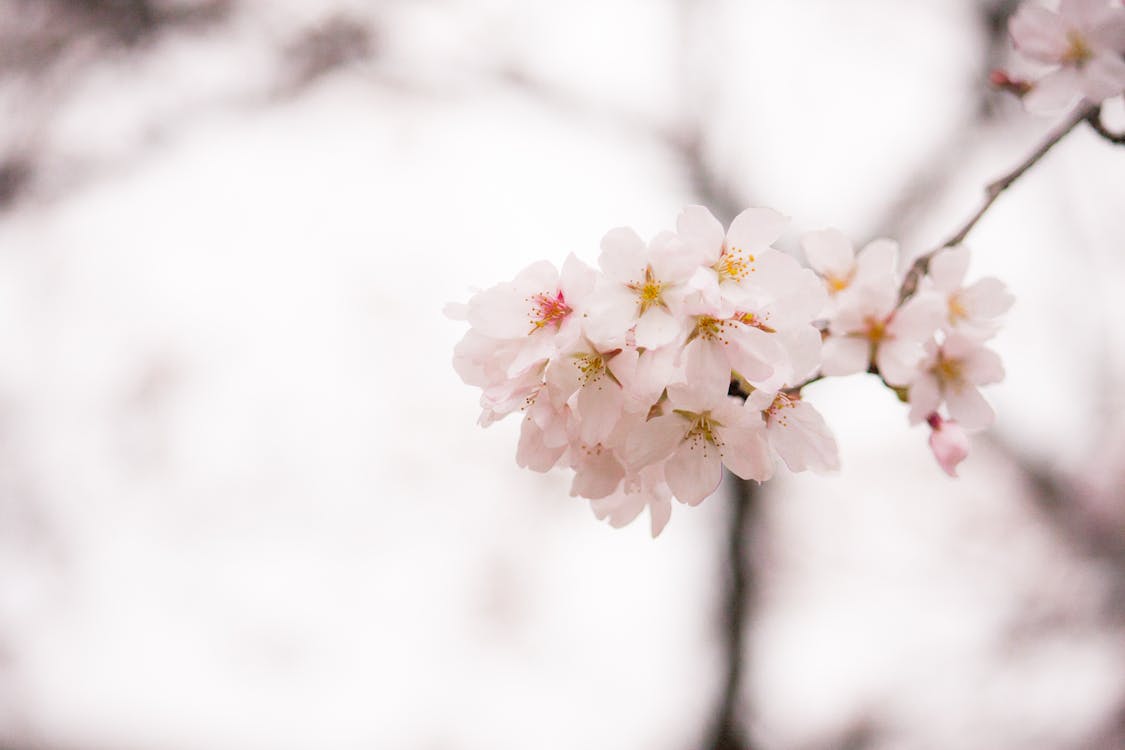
[897,102,1096,301]
[1085,105,1125,145]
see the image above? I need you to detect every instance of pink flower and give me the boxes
[925,246,1014,340]
[626,362,772,506]
[802,230,898,307]
[1009,0,1125,111]
[589,227,700,348]
[750,391,841,474]
[821,278,945,387]
[926,413,971,477]
[908,334,1006,432]
[589,463,674,538]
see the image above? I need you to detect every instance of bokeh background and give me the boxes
[1,1,1124,749]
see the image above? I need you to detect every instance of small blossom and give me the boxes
[926,413,971,477]
[802,230,898,306]
[908,334,1006,432]
[1008,0,1125,112]
[925,245,1015,340]
[755,391,841,474]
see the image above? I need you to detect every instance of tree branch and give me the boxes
[1085,105,1125,145]
[897,102,1096,301]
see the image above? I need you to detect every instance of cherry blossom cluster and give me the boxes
[995,0,1125,111]
[448,207,1012,536]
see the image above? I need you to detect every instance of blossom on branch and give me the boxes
[1007,0,1125,112]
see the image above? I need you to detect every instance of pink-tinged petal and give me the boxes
[1060,0,1115,28]
[1088,11,1125,50]
[577,378,625,445]
[586,286,639,342]
[946,383,995,431]
[649,493,673,537]
[1080,51,1125,101]
[1010,5,1071,61]
[962,277,1014,318]
[589,492,644,527]
[962,346,1006,386]
[599,226,648,283]
[801,229,854,278]
[516,416,566,472]
[908,373,942,425]
[929,419,970,477]
[665,441,723,506]
[928,246,971,294]
[571,449,625,500]
[719,425,774,481]
[560,253,597,307]
[634,306,681,349]
[888,293,945,341]
[820,336,870,376]
[768,401,840,474]
[443,301,469,320]
[626,414,685,469]
[683,337,733,400]
[781,325,823,384]
[854,238,899,286]
[726,326,780,385]
[876,339,925,387]
[727,207,788,249]
[677,205,726,261]
[1024,68,1083,113]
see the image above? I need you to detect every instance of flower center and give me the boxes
[573,352,606,385]
[947,293,968,323]
[675,409,722,446]
[713,246,755,283]
[528,290,572,334]
[765,392,797,426]
[825,273,852,294]
[627,266,667,314]
[1063,30,1093,66]
[935,354,963,384]
[864,316,888,343]
[736,311,777,334]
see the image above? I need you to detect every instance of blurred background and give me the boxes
[0,1,1123,748]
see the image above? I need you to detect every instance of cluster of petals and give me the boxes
[806,235,1012,475]
[1006,0,1125,112]
[450,206,840,536]
[450,210,1014,533]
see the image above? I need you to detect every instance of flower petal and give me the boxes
[665,441,723,506]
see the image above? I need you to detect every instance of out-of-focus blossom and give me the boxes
[908,334,1006,431]
[924,246,1014,340]
[802,229,897,308]
[926,413,972,477]
[1008,0,1125,112]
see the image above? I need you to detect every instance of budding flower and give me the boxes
[926,413,971,477]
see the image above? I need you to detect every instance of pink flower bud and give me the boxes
[926,413,970,477]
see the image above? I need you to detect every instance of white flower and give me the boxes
[588,227,700,348]
[750,390,841,474]
[821,276,945,387]
[626,364,772,506]
[924,246,1014,340]
[908,334,1006,432]
[1009,0,1125,111]
[802,230,898,308]
[589,463,674,538]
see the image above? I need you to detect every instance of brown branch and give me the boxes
[897,102,1097,302]
[702,475,758,750]
[1085,105,1125,145]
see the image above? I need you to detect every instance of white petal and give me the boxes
[571,450,625,500]
[665,442,723,506]
[599,227,648,283]
[820,336,870,376]
[683,337,733,400]
[1024,68,1082,114]
[1010,5,1070,62]
[577,378,625,445]
[634,306,681,349]
[516,417,566,472]
[801,229,854,278]
[1081,51,1125,101]
[767,401,840,474]
[946,384,995,432]
[927,246,970,293]
[888,293,945,342]
[649,493,673,537]
[961,346,1006,386]
[677,205,726,260]
[876,339,925,387]
[908,373,942,425]
[854,238,899,285]
[726,207,788,249]
[626,414,685,469]
[719,425,774,481]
